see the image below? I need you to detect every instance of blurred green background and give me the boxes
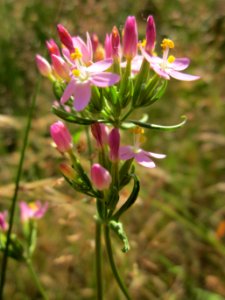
[0,0,225,299]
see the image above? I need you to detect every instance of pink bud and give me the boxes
[51,54,70,80]
[91,164,112,190]
[0,211,8,232]
[104,34,112,58]
[35,54,52,77]
[123,16,138,60]
[91,33,99,53]
[109,128,120,161]
[111,26,120,58]
[91,123,108,148]
[50,121,73,153]
[57,24,74,53]
[46,39,61,56]
[145,15,156,54]
[19,201,48,222]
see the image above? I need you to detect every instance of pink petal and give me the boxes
[142,150,166,159]
[168,69,200,81]
[73,81,91,111]
[88,59,113,73]
[151,64,170,80]
[60,79,76,104]
[86,32,93,61]
[90,72,120,87]
[119,146,135,160]
[171,58,190,71]
[135,151,156,168]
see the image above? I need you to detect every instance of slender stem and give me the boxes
[95,199,103,300]
[120,107,133,123]
[84,126,93,166]
[26,259,48,300]
[104,225,131,300]
[0,78,41,299]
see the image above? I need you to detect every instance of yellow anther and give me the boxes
[161,38,175,50]
[70,48,82,60]
[168,55,175,63]
[29,202,38,211]
[130,127,145,135]
[138,39,146,48]
[72,69,80,77]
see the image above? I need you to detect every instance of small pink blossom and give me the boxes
[111,26,120,59]
[57,24,74,53]
[0,211,8,232]
[19,201,48,222]
[91,123,109,148]
[123,16,138,60]
[145,15,156,54]
[109,128,120,162]
[91,164,112,190]
[50,121,73,153]
[104,34,112,59]
[46,39,61,56]
[35,54,52,78]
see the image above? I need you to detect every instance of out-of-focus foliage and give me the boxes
[0,0,225,299]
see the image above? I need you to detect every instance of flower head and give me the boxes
[19,201,48,223]
[91,164,112,190]
[50,121,73,153]
[0,211,8,232]
[119,127,166,168]
[142,38,200,81]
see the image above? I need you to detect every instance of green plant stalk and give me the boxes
[95,217,103,300]
[26,259,48,300]
[0,77,41,299]
[104,225,131,300]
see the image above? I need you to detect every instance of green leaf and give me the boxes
[129,116,187,131]
[51,106,98,125]
[113,173,140,220]
[0,233,24,261]
[109,220,130,253]
[121,113,148,129]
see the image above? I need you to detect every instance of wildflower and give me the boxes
[50,121,73,153]
[142,38,200,81]
[109,128,120,162]
[60,58,120,111]
[119,127,166,168]
[0,211,8,232]
[19,201,48,223]
[123,16,138,60]
[51,54,70,81]
[35,54,52,78]
[46,39,61,56]
[91,164,112,190]
[57,24,74,53]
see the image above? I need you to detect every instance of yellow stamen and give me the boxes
[138,39,146,48]
[72,69,80,77]
[168,55,175,63]
[70,48,82,60]
[29,202,38,211]
[139,135,146,144]
[161,38,175,50]
[130,126,145,135]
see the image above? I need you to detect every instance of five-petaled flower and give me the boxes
[19,201,48,223]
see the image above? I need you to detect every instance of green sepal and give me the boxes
[121,114,148,129]
[27,221,37,256]
[113,173,140,221]
[129,116,187,131]
[0,233,24,261]
[52,106,98,125]
[52,81,66,100]
[119,159,134,189]
[145,79,168,105]
[108,221,130,253]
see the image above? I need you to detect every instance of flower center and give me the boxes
[160,39,175,69]
[70,48,82,60]
[130,127,146,151]
[29,202,38,212]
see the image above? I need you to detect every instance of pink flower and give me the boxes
[142,38,200,81]
[91,164,112,190]
[104,34,112,59]
[119,128,166,168]
[51,54,70,81]
[57,24,74,53]
[0,211,8,232]
[123,16,138,60]
[109,128,120,162]
[19,201,48,222]
[60,58,120,111]
[35,54,52,78]
[46,39,61,56]
[50,121,73,153]
[111,26,120,59]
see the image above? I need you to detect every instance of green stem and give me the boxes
[95,200,103,300]
[104,225,131,300]
[84,126,93,166]
[0,78,41,299]
[26,259,48,300]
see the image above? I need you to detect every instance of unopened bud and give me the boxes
[91,164,112,190]
[145,15,156,54]
[123,16,138,60]
[50,121,73,153]
[57,24,74,53]
[35,54,52,77]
